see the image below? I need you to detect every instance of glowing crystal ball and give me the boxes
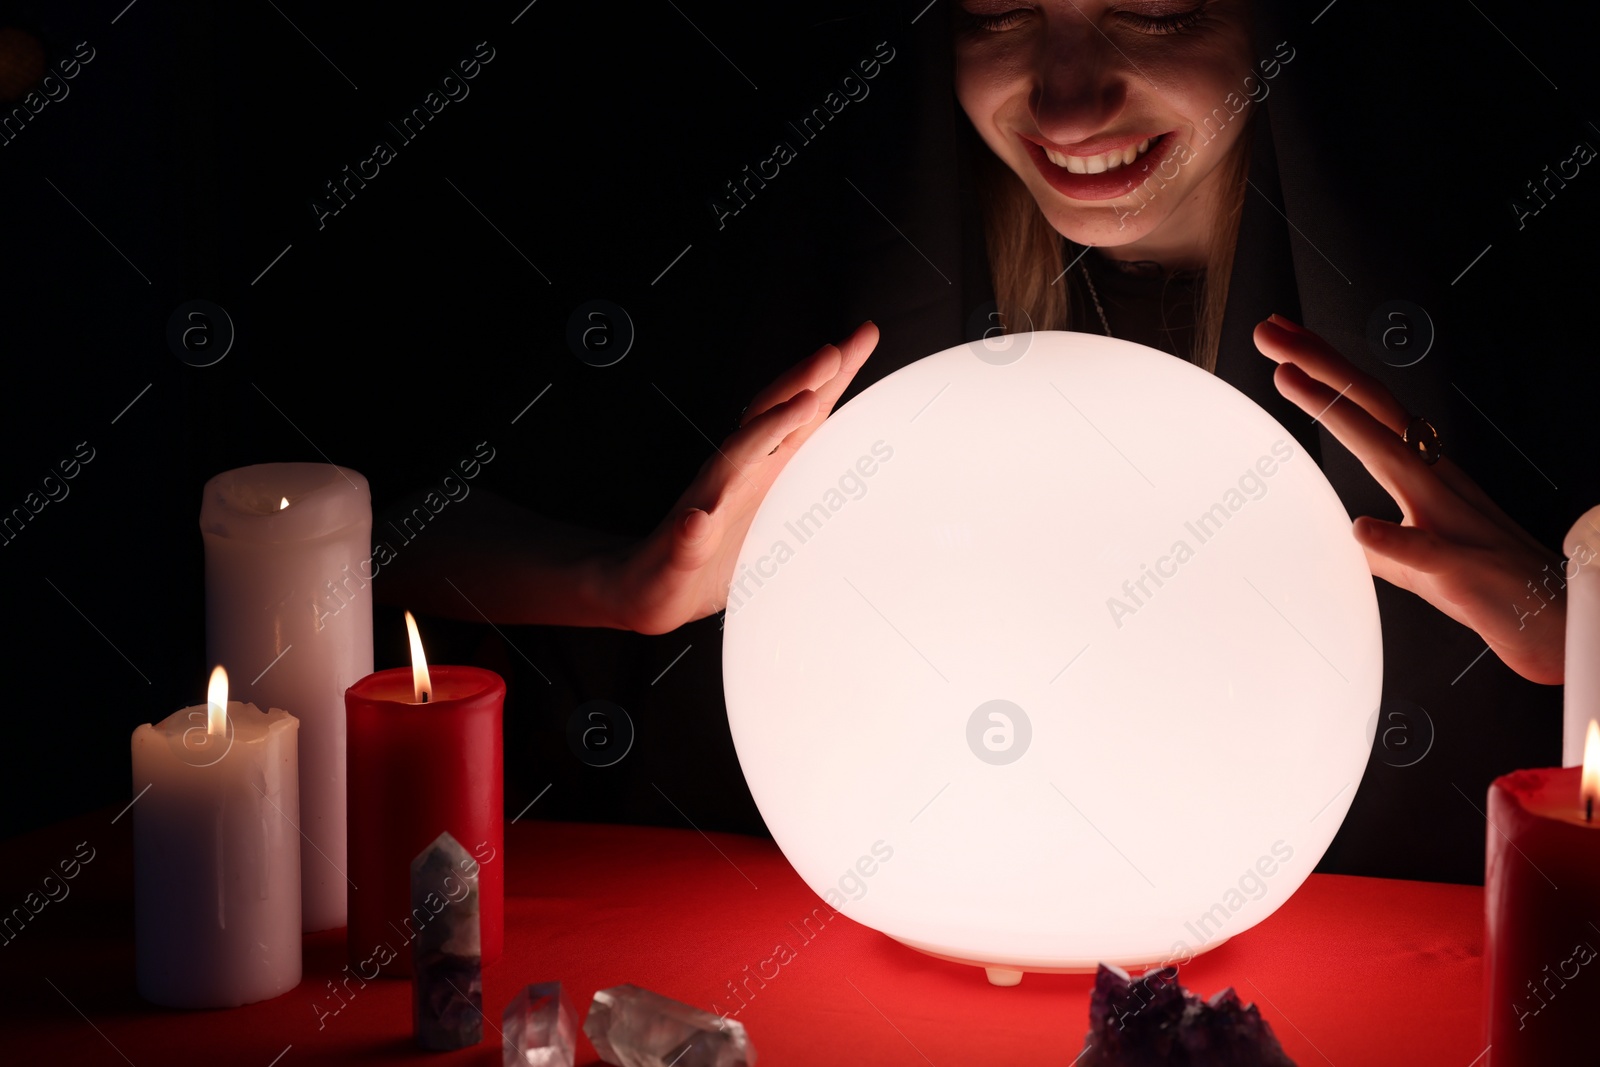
[723,331,1381,985]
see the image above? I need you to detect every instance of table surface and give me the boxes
[3,806,1488,1066]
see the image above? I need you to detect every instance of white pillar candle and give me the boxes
[1563,506,1600,766]
[132,668,301,1007]
[200,462,373,931]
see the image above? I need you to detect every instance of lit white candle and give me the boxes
[200,462,373,931]
[1563,506,1600,766]
[132,667,301,1008]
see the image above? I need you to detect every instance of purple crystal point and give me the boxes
[583,983,756,1067]
[1078,963,1297,1066]
[503,981,577,1067]
[410,831,483,1051]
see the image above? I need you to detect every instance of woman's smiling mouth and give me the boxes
[1043,137,1154,173]
[1020,131,1177,200]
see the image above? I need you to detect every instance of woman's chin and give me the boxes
[1042,208,1165,254]
[1039,184,1223,267]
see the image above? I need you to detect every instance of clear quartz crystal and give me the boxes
[502,981,577,1067]
[583,984,757,1067]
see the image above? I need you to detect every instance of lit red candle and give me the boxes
[1484,720,1600,1061]
[345,612,504,976]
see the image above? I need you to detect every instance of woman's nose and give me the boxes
[1029,16,1129,145]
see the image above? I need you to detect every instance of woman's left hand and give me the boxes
[1254,314,1566,685]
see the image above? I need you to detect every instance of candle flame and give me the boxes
[404,610,432,704]
[279,496,290,510]
[1583,720,1600,820]
[207,665,228,737]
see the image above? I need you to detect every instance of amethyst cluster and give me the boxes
[1076,964,1298,1067]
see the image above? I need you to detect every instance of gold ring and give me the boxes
[1403,416,1441,466]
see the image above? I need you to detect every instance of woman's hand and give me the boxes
[605,321,881,635]
[1254,315,1566,685]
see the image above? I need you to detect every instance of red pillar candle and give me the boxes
[345,617,503,977]
[1484,723,1600,1062]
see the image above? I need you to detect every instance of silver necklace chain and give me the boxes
[1078,259,1112,337]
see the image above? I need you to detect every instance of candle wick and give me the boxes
[1589,796,1594,823]
[421,692,429,704]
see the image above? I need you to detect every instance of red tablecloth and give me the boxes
[3,806,1486,1065]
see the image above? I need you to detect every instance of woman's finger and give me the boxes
[740,341,843,429]
[1352,516,1457,575]
[728,389,820,471]
[711,389,822,508]
[805,320,880,416]
[1254,318,1412,435]
[667,506,719,572]
[740,320,878,429]
[748,320,880,465]
[699,323,878,516]
[1354,518,1490,634]
[1272,362,1456,524]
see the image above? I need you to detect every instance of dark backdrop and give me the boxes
[2,0,1599,887]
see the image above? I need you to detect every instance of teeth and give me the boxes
[1045,137,1154,175]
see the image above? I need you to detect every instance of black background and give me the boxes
[3,0,1599,887]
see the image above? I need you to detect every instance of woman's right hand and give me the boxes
[605,321,880,634]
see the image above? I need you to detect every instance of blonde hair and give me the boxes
[977,117,1254,375]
